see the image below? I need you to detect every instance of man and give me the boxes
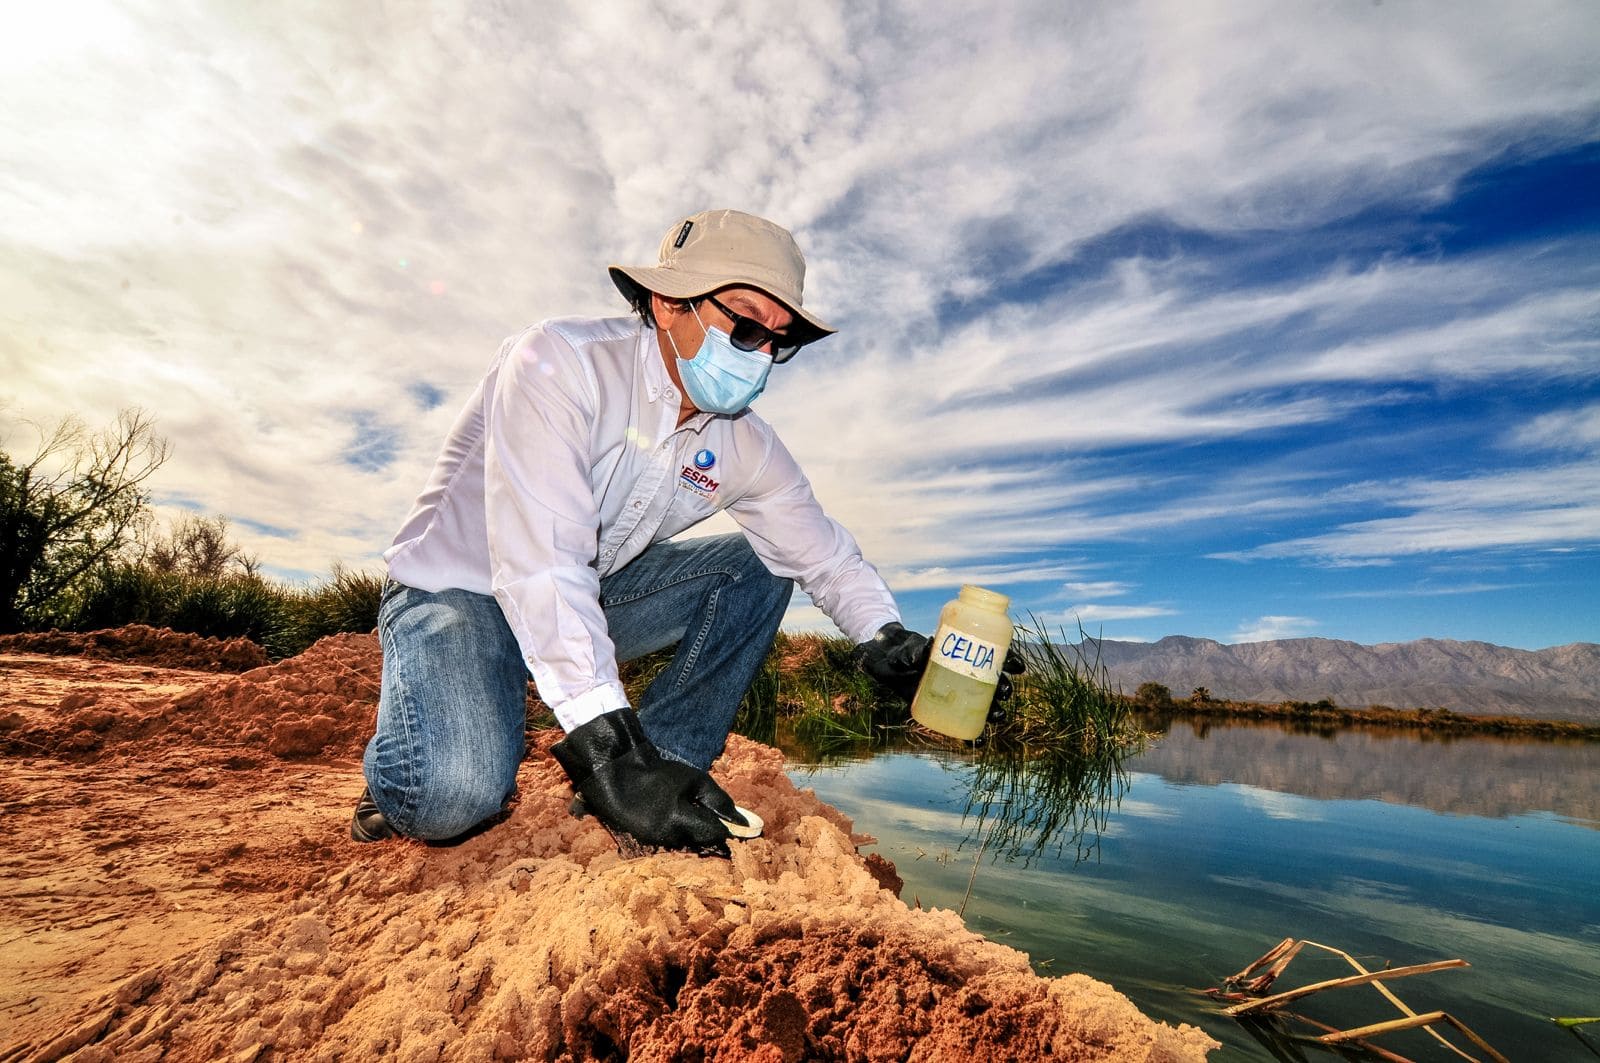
[353,209,1009,855]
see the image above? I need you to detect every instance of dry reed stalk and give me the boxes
[1320,1010,1449,1041]
[1221,936,1304,994]
[1299,940,1476,1061]
[1287,1012,1416,1063]
[1214,938,1508,1063]
[1320,1011,1510,1063]
[1223,958,1469,1017]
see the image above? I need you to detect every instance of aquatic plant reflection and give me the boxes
[960,740,1134,866]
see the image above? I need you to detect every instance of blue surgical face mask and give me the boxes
[666,302,774,415]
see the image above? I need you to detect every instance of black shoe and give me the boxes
[351,786,397,843]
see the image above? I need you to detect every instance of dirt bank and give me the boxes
[0,632,1216,1061]
[0,624,269,672]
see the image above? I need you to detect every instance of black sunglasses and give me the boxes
[700,294,805,364]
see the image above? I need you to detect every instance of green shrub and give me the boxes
[57,562,289,646]
[47,559,384,659]
[277,564,384,656]
[1134,681,1172,708]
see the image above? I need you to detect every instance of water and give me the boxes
[785,720,1600,1061]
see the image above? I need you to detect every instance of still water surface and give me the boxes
[785,720,1600,1061]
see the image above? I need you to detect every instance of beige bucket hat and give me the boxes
[609,209,836,344]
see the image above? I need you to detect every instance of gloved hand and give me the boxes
[854,622,1028,725]
[851,621,930,703]
[551,708,746,857]
[988,646,1028,724]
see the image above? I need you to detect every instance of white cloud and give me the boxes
[1323,582,1527,600]
[1508,402,1600,453]
[779,604,840,637]
[1051,604,1179,625]
[1220,463,1600,564]
[884,561,1092,593]
[1109,797,1181,821]
[1230,616,1319,643]
[1236,788,1325,822]
[1060,581,1132,599]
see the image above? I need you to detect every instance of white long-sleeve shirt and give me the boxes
[384,314,900,731]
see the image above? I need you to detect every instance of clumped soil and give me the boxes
[0,624,268,672]
[1,627,1216,1062]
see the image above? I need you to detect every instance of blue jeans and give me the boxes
[361,533,793,840]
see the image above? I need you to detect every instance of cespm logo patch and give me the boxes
[681,449,720,497]
[680,463,719,497]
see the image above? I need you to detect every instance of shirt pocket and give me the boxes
[662,474,723,531]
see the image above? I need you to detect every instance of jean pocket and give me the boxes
[376,578,409,634]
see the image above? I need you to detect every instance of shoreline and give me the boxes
[1132,699,1600,741]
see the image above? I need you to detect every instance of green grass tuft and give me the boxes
[992,615,1144,756]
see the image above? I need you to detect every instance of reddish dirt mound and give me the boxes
[0,634,381,762]
[0,639,1217,1062]
[168,632,384,760]
[0,624,268,672]
[0,632,550,764]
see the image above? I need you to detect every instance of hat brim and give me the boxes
[609,264,836,346]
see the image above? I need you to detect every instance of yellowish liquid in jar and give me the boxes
[911,662,998,741]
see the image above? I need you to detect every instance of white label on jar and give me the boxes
[930,627,1001,684]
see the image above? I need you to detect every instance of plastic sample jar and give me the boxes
[910,585,1014,740]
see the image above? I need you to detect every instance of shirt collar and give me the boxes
[640,326,712,434]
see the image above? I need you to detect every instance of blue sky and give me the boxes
[2,1,1596,650]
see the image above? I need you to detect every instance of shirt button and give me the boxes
[632,501,642,509]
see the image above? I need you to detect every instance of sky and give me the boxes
[3,1,1597,651]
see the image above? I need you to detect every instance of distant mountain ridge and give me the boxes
[1078,635,1600,723]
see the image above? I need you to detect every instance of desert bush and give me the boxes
[60,562,291,648]
[279,564,384,655]
[1,409,168,632]
[1134,681,1172,708]
[48,559,386,660]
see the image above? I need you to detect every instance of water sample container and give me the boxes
[911,585,1014,740]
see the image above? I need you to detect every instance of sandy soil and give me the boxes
[0,629,1216,1062]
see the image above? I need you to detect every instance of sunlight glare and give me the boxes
[1,2,139,74]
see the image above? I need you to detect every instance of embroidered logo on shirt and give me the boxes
[693,448,716,470]
[679,463,720,497]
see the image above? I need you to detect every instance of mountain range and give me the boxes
[1074,636,1600,723]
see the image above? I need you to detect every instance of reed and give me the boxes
[994,616,1144,756]
[741,633,883,758]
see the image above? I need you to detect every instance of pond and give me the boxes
[785,718,1600,1061]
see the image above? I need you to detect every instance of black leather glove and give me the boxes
[987,646,1028,724]
[551,709,745,857]
[851,622,931,703]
